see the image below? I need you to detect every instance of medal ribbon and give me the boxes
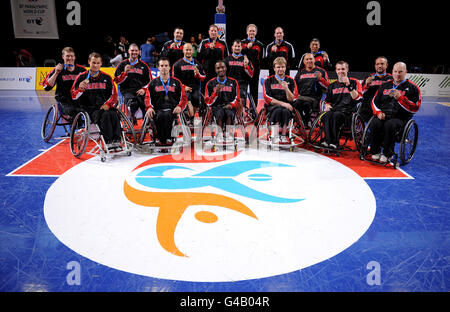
[129,58,138,66]
[160,77,171,96]
[216,76,227,85]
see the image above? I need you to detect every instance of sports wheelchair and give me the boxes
[250,105,308,151]
[308,104,365,156]
[201,105,247,152]
[69,108,136,162]
[137,109,191,154]
[41,102,73,142]
[358,116,418,168]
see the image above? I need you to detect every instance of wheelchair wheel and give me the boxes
[360,116,375,159]
[351,113,365,153]
[117,109,136,147]
[308,112,326,147]
[70,112,90,158]
[139,115,155,145]
[41,104,58,142]
[291,109,308,144]
[399,119,418,165]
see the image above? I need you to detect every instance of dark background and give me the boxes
[1,0,448,73]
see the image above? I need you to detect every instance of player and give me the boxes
[223,39,254,113]
[160,27,186,70]
[321,61,362,149]
[198,24,229,85]
[297,38,332,70]
[71,52,120,148]
[114,43,153,124]
[241,24,264,106]
[172,43,206,123]
[360,56,393,122]
[204,60,240,143]
[262,57,299,144]
[145,57,187,145]
[43,47,86,118]
[369,62,421,163]
[293,53,329,126]
[265,27,296,77]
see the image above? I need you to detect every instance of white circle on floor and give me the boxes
[44,147,376,282]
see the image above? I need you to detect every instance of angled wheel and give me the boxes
[117,109,136,147]
[308,112,326,147]
[360,116,375,159]
[399,119,418,165]
[41,104,58,142]
[351,113,365,153]
[70,112,90,158]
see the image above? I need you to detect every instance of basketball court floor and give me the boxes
[0,90,448,292]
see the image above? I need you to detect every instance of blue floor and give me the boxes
[0,90,448,292]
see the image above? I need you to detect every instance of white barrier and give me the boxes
[0,67,449,97]
[258,69,450,97]
[0,67,36,90]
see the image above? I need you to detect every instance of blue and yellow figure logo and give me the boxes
[124,151,303,257]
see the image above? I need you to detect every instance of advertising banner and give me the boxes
[10,0,59,39]
[0,68,36,90]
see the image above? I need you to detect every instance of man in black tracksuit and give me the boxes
[369,62,421,162]
[114,44,153,122]
[145,57,187,144]
[71,52,120,145]
[322,61,362,148]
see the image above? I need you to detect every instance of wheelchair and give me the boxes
[138,109,191,154]
[242,88,258,126]
[308,103,365,157]
[201,105,247,152]
[250,104,308,151]
[69,108,136,162]
[359,116,418,168]
[41,102,73,142]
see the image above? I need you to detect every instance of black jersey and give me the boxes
[361,73,393,105]
[146,76,187,111]
[294,66,329,100]
[263,75,299,105]
[198,38,229,79]
[371,79,421,120]
[43,64,86,103]
[241,38,264,70]
[325,78,362,114]
[160,40,186,67]
[71,70,118,110]
[172,57,206,90]
[265,40,296,75]
[223,54,254,84]
[114,58,153,94]
[204,76,240,108]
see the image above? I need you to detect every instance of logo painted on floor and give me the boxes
[42,148,377,282]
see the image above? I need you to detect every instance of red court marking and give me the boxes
[10,139,94,176]
[10,138,407,179]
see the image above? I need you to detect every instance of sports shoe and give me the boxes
[329,143,337,149]
[371,153,381,161]
[321,141,329,147]
[272,136,281,144]
[280,136,289,144]
[380,154,391,163]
